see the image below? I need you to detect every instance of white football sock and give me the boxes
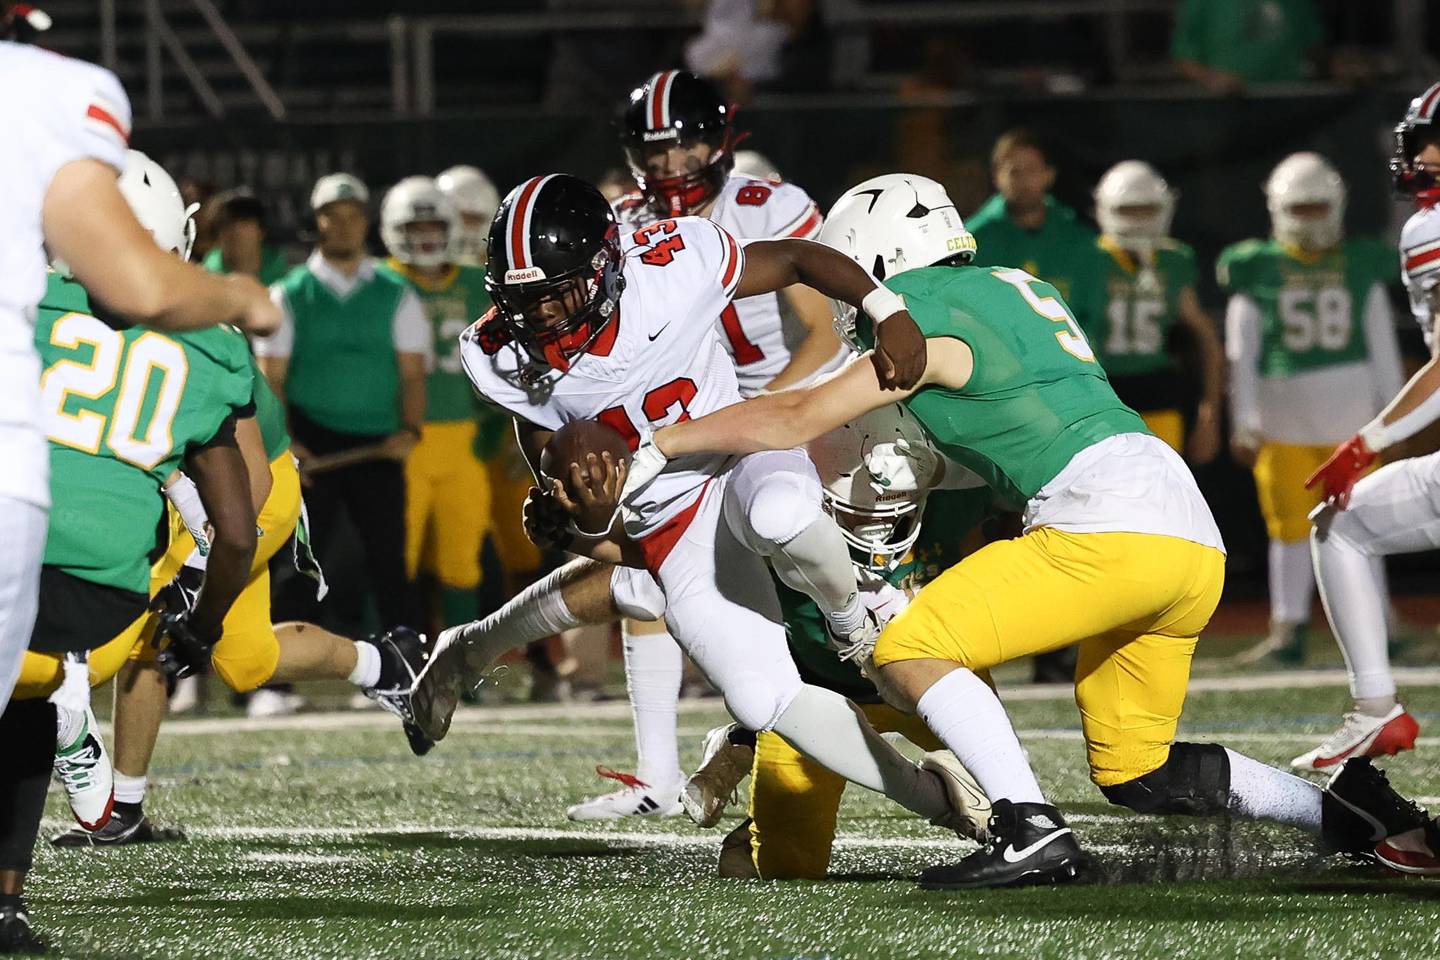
[347,640,382,688]
[1224,748,1322,833]
[1312,526,1395,702]
[621,622,684,787]
[771,684,950,820]
[767,518,865,636]
[114,771,147,805]
[452,565,584,665]
[48,654,91,751]
[916,667,1047,805]
[1269,539,1315,626]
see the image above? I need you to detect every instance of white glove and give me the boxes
[620,426,669,507]
[856,568,910,628]
[866,437,938,495]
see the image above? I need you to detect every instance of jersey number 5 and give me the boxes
[598,378,699,450]
[992,268,1095,362]
[41,312,189,469]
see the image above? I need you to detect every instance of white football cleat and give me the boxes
[565,767,683,821]
[168,675,200,715]
[52,705,114,832]
[920,750,991,842]
[682,723,756,828]
[1291,705,1420,772]
[246,688,306,718]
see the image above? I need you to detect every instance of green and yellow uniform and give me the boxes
[381,260,536,625]
[745,488,990,880]
[1083,238,1200,452]
[17,274,253,699]
[967,194,1104,320]
[1217,237,1399,542]
[203,244,290,286]
[859,264,1227,788]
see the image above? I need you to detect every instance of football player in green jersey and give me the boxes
[621,172,1428,890]
[1219,152,1404,664]
[1088,161,1223,464]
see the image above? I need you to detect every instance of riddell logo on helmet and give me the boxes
[505,267,546,283]
[642,130,679,142]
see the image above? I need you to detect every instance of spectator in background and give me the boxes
[1172,0,1323,94]
[178,176,218,261]
[686,0,814,101]
[254,174,429,629]
[203,188,289,285]
[967,128,1105,686]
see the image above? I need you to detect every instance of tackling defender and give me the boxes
[621,172,1432,889]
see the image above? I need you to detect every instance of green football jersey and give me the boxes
[1085,238,1197,377]
[381,259,491,424]
[779,488,991,701]
[36,274,255,593]
[967,195,1102,310]
[1216,237,1396,377]
[861,265,1148,510]
[248,351,290,461]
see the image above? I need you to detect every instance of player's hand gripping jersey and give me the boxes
[35,274,255,594]
[460,216,745,537]
[1219,237,1403,444]
[616,174,824,395]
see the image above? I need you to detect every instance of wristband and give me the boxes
[1359,418,1393,454]
[570,508,621,541]
[862,286,905,325]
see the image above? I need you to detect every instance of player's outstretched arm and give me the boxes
[42,159,279,336]
[739,238,926,390]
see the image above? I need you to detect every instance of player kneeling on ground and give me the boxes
[619,173,1434,890]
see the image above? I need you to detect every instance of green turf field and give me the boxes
[26,667,1440,960]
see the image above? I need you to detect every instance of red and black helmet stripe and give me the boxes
[507,174,555,272]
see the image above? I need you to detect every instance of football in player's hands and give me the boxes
[541,420,633,533]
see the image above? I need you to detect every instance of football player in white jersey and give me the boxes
[444,172,984,839]
[1298,85,1440,805]
[0,24,278,732]
[566,69,850,819]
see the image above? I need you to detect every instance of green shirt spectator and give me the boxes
[204,245,289,286]
[202,188,290,284]
[1172,0,1322,92]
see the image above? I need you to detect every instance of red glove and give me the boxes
[1305,435,1377,510]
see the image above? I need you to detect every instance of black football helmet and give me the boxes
[621,69,737,217]
[1391,81,1440,203]
[485,174,625,373]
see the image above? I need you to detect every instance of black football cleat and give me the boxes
[918,799,1088,890]
[361,627,435,755]
[50,802,186,848]
[0,901,45,955]
[1321,756,1431,857]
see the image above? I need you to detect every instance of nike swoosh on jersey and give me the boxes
[647,323,672,341]
[1000,827,1073,863]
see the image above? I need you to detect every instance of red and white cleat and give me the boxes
[52,705,114,832]
[1376,818,1440,876]
[565,767,683,822]
[1290,705,1419,772]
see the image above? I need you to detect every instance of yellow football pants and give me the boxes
[1140,409,1185,455]
[133,452,303,693]
[1251,443,1333,542]
[406,421,489,590]
[745,703,942,880]
[483,434,542,576]
[874,527,1226,787]
[13,616,146,701]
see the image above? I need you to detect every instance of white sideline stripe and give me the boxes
[140,666,1440,738]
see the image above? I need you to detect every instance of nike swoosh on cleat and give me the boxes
[1001,827,1073,863]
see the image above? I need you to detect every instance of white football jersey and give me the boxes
[616,173,824,394]
[1400,204,1440,348]
[0,43,131,508]
[460,216,745,537]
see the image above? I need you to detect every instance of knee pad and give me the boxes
[1099,742,1230,816]
[723,670,802,733]
[610,565,667,622]
[743,472,823,548]
[211,632,281,693]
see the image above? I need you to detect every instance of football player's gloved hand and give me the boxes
[619,427,669,507]
[522,485,573,551]
[152,609,222,679]
[1305,434,1377,510]
[866,437,938,495]
[154,562,205,617]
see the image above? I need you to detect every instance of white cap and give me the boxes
[311,173,370,212]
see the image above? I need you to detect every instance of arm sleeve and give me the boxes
[762,183,824,240]
[391,288,434,362]
[1225,294,1263,438]
[250,285,294,359]
[708,220,747,301]
[1364,283,1405,410]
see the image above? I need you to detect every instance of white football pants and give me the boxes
[0,497,47,714]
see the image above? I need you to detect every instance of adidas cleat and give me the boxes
[566,766,683,822]
[52,705,114,832]
[51,803,187,847]
[682,723,756,828]
[1291,706,1420,772]
[1321,756,1431,857]
[919,799,1087,890]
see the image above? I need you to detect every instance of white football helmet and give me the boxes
[1095,160,1175,250]
[818,174,976,349]
[1265,152,1346,252]
[118,149,198,261]
[806,404,935,570]
[436,164,501,266]
[381,176,459,269]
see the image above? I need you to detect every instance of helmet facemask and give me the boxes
[1392,123,1440,206]
[823,487,928,572]
[487,236,624,373]
[625,125,734,218]
[390,218,453,269]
